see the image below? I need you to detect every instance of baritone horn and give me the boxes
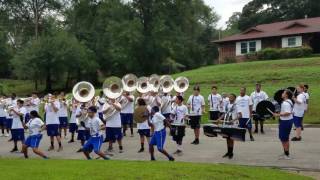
[72,81,95,103]
[174,77,189,93]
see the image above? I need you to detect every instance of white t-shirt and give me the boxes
[96,97,105,113]
[59,102,68,117]
[280,100,293,120]
[221,97,230,113]
[69,106,79,124]
[105,102,122,128]
[208,93,222,111]
[293,93,306,117]
[0,103,6,117]
[148,95,161,108]
[171,104,188,125]
[77,108,88,130]
[45,101,60,125]
[150,112,165,132]
[27,117,44,136]
[87,116,104,137]
[226,103,238,121]
[137,105,151,130]
[161,95,172,114]
[250,91,269,111]
[236,95,253,119]
[29,98,40,112]
[10,106,27,129]
[187,95,205,116]
[120,95,135,114]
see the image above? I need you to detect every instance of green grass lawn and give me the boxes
[0,159,310,180]
[1,57,320,124]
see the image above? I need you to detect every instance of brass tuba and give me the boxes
[160,75,174,93]
[136,76,151,94]
[149,74,160,92]
[102,76,123,120]
[174,77,189,93]
[122,74,138,92]
[72,81,95,103]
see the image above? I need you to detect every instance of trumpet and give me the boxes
[102,76,123,120]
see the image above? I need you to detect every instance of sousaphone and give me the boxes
[102,76,123,120]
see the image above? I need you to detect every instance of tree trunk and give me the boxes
[65,71,70,90]
[45,68,52,92]
[34,79,38,91]
[34,0,39,39]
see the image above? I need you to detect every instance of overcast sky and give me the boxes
[203,0,252,29]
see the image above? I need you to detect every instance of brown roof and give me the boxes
[215,17,320,43]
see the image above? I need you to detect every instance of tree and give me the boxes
[238,0,320,31]
[223,12,241,37]
[11,29,97,92]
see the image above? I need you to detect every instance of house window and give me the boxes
[249,41,256,52]
[288,37,297,47]
[241,42,248,54]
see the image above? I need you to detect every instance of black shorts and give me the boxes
[189,116,201,129]
[209,111,220,120]
[170,125,186,142]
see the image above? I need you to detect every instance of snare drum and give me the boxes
[170,123,186,137]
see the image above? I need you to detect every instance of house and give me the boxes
[214,17,320,63]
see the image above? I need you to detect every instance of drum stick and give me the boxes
[266,108,274,114]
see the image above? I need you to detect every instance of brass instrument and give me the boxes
[149,74,160,92]
[122,74,138,92]
[173,77,189,93]
[102,76,123,120]
[160,75,174,93]
[136,76,151,94]
[72,81,95,103]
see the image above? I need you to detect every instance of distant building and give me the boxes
[214,17,320,63]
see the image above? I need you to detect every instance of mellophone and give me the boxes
[203,124,247,142]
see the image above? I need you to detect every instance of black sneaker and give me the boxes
[10,148,18,153]
[138,148,144,153]
[68,140,74,143]
[228,153,234,159]
[250,136,255,141]
[222,152,229,158]
[191,139,199,145]
[261,130,265,134]
[291,137,302,141]
[254,130,258,133]
[151,157,156,161]
[76,148,83,153]
[168,156,175,161]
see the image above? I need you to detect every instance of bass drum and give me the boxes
[274,89,284,104]
[256,100,276,119]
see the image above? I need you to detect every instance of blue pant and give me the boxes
[138,129,151,137]
[293,116,303,128]
[238,118,252,130]
[279,119,293,142]
[46,124,60,137]
[105,127,122,142]
[120,113,133,125]
[59,117,68,128]
[83,136,104,153]
[25,134,43,148]
[69,123,78,133]
[11,129,25,141]
[150,128,166,151]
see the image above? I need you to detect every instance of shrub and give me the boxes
[257,46,313,60]
[224,57,236,64]
[257,48,281,60]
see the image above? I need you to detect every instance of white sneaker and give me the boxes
[279,154,291,160]
[4,133,9,137]
[0,134,4,137]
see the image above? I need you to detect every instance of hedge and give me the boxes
[255,46,313,60]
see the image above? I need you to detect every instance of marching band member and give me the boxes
[96,91,105,121]
[187,85,205,145]
[170,96,188,155]
[250,83,268,134]
[120,91,134,137]
[22,110,49,159]
[236,87,254,141]
[221,93,230,115]
[291,84,307,141]
[272,89,293,160]
[9,99,26,152]
[23,96,32,123]
[171,92,182,110]
[221,93,238,159]
[104,98,123,153]
[45,94,63,152]
[5,95,13,139]
[68,99,78,143]
[302,84,309,130]
[207,86,222,121]
[82,106,110,160]
[149,106,174,161]
[76,103,90,152]
[161,92,172,119]
[135,98,151,153]
[6,93,17,140]
[58,92,69,139]
[29,92,40,113]
[148,91,161,108]
[0,96,9,137]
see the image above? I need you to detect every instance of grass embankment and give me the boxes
[0,159,311,180]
